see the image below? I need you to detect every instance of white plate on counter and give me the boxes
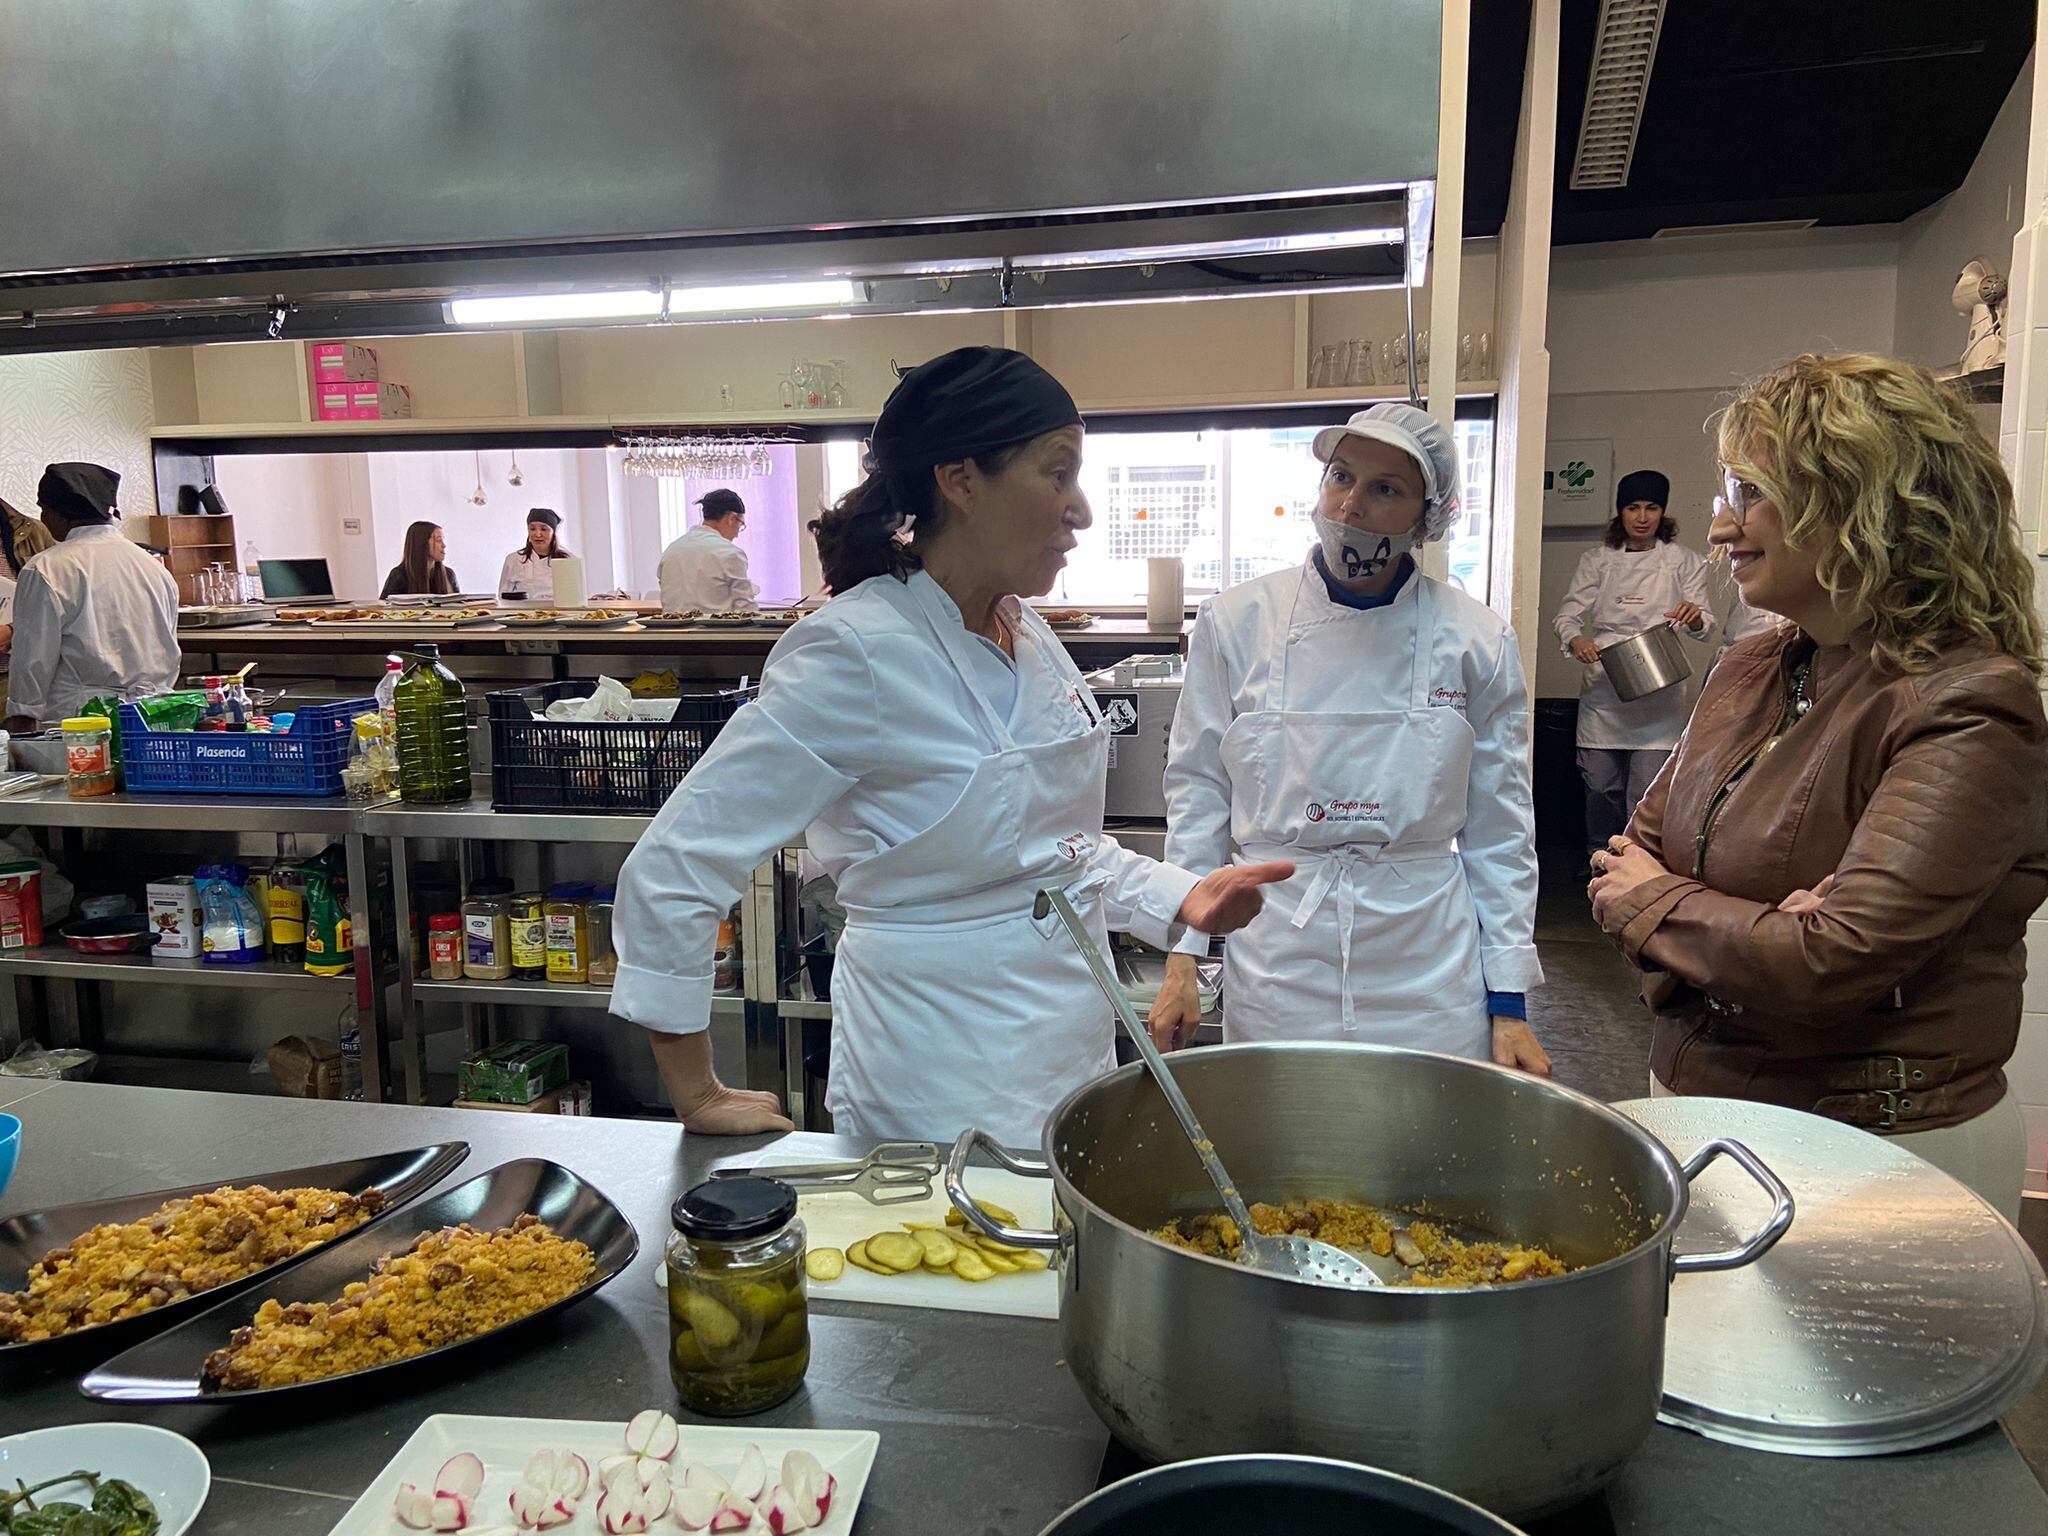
[745,1150,1060,1321]
[0,1422,211,1536]
[327,1414,879,1536]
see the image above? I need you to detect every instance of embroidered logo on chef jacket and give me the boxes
[1427,687,1468,710]
[1617,594,1648,605]
[1054,832,1094,862]
[1305,800,1386,824]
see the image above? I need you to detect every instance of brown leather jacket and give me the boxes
[1601,625,2048,1132]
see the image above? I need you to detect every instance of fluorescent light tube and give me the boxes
[449,290,663,325]
[665,279,862,314]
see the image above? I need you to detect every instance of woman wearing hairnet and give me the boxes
[1151,405,1550,1072]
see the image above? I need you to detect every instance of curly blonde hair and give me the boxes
[1716,352,2043,675]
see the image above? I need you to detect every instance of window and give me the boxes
[652,446,805,602]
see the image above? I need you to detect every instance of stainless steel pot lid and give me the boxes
[1618,1096,2047,1456]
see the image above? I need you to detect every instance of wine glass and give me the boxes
[1348,338,1376,388]
[1459,334,1475,381]
[1478,332,1494,377]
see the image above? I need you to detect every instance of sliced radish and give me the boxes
[707,1494,755,1535]
[761,1483,808,1535]
[555,1453,591,1500]
[682,1464,731,1498]
[509,1482,550,1529]
[639,1475,673,1524]
[808,1474,837,1525]
[437,1453,487,1502]
[544,1494,579,1529]
[624,1408,680,1461]
[431,1492,471,1532]
[730,1444,767,1502]
[525,1451,558,1490]
[596,1491,645,1535]
[394,1483,435,1530]
[671,1483,723,1531]
[598,1454,638,1482]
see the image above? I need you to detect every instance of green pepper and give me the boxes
[91,1482,158,1536]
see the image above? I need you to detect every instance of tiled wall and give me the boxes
[1996,44,2048,1189]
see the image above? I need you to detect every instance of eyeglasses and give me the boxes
[1713,470,1764,529]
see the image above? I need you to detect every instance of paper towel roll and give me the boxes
[551,557,587,608]
[1146,557,1186,629]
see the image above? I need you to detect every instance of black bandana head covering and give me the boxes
[37,462,120,524]
[1615,469,1670,512]
[526,507,562,530]
[698,488,746,520]
[866,346,1081,474]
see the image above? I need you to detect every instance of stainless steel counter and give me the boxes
[0,783,355,834]
[2,1085,2044,1534]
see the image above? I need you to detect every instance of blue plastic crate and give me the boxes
[117,697,374,797]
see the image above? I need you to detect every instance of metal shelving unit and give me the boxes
[0,951,350,991]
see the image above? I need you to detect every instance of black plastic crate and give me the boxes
[486,680,751,814]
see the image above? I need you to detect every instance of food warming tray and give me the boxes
[0,1142,468,1366]
[81,1158,637,1402]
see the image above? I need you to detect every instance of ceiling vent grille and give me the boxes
[1570,0,1668,190]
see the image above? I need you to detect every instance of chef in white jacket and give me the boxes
[1150,404,1549,1074]
[1551,470,1715,860]
[3,463,180,731]
[613,348,1288,1142]
[657,488,760,613]
[497,508,570,603]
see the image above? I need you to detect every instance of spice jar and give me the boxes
[427,912,464,979]
[462,877,515,980]
[665,1178,809,1416]
[585,886,617,985]
[61,716,116,798]
[509,891,547,979]
[544,882,589,984]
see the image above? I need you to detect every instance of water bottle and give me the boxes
[395,643,471,804]
[339,1020,364,1101]
[374,654,403,725]
[242,539,262,602]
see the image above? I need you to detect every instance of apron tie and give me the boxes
[1290,849,1364,1036]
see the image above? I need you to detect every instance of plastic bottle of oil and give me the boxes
[395,644,471,804]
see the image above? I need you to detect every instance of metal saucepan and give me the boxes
[1597,622,1692,700]
[1039,1454,1526,1536]
[947,1043,1792,1520]
[60,915,156,955]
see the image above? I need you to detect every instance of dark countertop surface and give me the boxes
[2,1084,2044,1534]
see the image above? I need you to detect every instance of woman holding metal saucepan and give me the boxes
[612,347,1289,1143]
[1553,470,1716,865]
[1588,353,2047,1221]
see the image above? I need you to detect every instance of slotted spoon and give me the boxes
[1034,887,1380,1289]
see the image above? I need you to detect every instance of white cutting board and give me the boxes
[755,1150,1060,1321]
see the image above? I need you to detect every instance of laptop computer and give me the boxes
[256,558,341,604]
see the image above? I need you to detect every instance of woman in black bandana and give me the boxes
[613,347,1290,1138]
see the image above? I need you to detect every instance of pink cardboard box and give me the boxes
[313,379,411,421]
[312,381,354,420]
[308,342,379,382]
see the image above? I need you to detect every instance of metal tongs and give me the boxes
[1035,886,1381,1289]
[712,1142,940,1206]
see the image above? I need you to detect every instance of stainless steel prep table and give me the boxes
[2,1084,2044,1535]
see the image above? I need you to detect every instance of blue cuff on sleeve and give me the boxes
[1485,991,1526,1021]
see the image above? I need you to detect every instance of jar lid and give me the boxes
[671,1177,797,1243]
[428,912,462,929]
[547,881,591,900]
[591,886,616,902]
[469,877,515,897]
[60,717,109,732]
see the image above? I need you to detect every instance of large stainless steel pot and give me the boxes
[947,1044,1792,1520]
[1597,622,1692,700]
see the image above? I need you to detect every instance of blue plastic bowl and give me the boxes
[0,1112,18,1202]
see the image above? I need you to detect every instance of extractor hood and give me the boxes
[0,0,1442,353]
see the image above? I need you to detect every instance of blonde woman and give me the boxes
[1588,353,2046,1221]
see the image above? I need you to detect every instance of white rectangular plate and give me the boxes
[326,1414,879,1536]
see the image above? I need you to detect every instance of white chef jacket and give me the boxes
[497,550,556,603]
[6,526,180,726]
[1551,542,1716,750]
[1164,562,1542,997]
[658,525,759,613]
[612,569,1197,1035]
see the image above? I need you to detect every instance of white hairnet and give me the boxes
[1311,403,1462,542]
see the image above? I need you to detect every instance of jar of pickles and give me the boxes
[665,1178,809,1416]
[509,891,547,980]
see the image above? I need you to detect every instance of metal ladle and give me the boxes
[1034,887,1381,1289]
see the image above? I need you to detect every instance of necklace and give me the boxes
[1787,660,1814,721]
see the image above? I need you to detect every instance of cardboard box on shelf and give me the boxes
[308,342,379,382]
[452,1082,592,1115]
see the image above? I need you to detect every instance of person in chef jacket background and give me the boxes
[1551,471,1715,864]
[498,507,572,602]
[2,463,181,731]
[613,347,1289,1141]
[1149,404,1549,1073]
[657,488,760,613]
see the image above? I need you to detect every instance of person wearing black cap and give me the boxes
[2,462,180,731]
[1551,468,1715,862]
[614,347,1289,1140]
[656,488,758,613]
[497,507,573,603]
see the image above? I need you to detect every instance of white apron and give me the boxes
[827,606,1121,1148]
[1575,548,1692,750]
[1217,575,1490,1057]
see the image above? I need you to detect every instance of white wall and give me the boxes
[1894,55,2035,372]
[209,453,352,588]
[1547,229,1901,397]
[0,349,156,523]
[362,448,612,598]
